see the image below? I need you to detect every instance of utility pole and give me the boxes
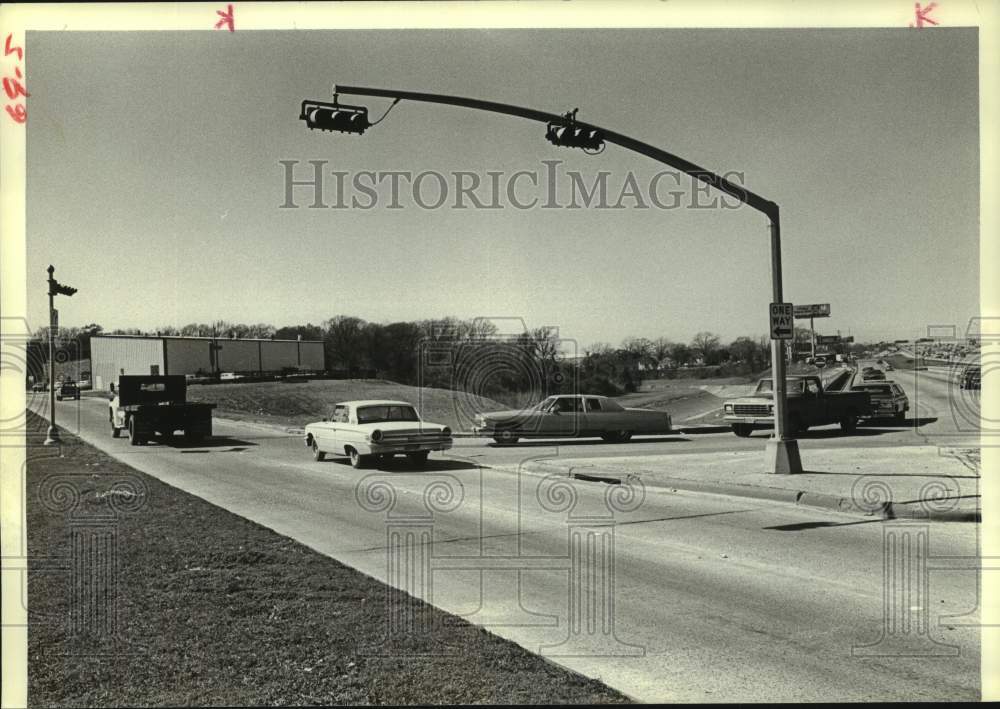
[43,265,77,446]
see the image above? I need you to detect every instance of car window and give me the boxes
[357,405,420,424]
[585,398,603,412]
[554,397,583,413]
[806,380,820,395]
[333,405,348,423]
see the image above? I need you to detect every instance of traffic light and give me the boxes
[300,99,370,134]
[545,110,605,152]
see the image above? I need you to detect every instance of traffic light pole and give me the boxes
[331,85,802,473]
[44,266,59,446]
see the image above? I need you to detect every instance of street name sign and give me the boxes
[770,302,794,339]
[793,303,831,319]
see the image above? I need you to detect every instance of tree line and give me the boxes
[32,318,790,398]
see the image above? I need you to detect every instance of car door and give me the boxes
[539,396,582,436]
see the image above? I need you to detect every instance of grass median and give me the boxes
[25,413,629,706]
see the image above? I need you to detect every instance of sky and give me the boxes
[26,27,979,348]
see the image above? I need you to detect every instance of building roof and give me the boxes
[92,334,323,344]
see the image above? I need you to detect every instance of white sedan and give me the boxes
[304,399,452,469]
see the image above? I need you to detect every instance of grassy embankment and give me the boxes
[26,412,629,706]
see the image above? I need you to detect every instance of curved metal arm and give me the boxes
[334,85,778,220]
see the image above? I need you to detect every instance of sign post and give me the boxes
[767,301,800,473]
[793,303,831,360]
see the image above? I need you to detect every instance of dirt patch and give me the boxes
[25,413,629,706]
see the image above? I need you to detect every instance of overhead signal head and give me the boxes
[300,99,370,134]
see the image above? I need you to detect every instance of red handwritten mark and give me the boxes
[5,104,26,123]
[909,2,939,28]
[3,33,26,124]
[4,34,23,61]
[215,4,235,32]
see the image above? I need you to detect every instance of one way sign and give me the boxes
[770,302,794,340]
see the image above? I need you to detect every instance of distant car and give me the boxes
[30,381,45,392]
[851,380,908,422]
[862,369,886,381]
[473,394,672,444]
[56,382,80,401]
[304,400,452,469]
[813,356,827,368]
[219,372,245,381]
[959,365,981,390]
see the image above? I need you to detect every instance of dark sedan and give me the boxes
[473,394,672,444]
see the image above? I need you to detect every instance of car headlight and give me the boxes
[724,404,733,413]
[442,426,452,437]
[369,429,383,443]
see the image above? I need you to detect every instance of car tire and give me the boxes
[732,424,753,437]
[348,448,368,469]
[893,412,906,424]
[791,415,809,434]
[840,414,858,433]
[312,440,326,461]
[407,451,430,466]
[615,430,633,443]
[493,431,519,445]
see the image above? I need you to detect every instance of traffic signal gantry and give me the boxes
[300,85,802,474]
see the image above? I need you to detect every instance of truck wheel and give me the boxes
[128,418,143,446]
[312,440,326,462]
[348,448,368,469]
[840,414,858,433]
[407,451,430,466]
[732,424,753,437]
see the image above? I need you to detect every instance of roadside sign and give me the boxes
[793,303,830,319]
[770,302,794,339]
[816,335,841,344]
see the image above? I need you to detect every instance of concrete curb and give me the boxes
[520,462,980,523]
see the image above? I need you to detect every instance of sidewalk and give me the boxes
[511,445,981,522]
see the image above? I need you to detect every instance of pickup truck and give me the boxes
[723,375,870,437]
[109,375,216,445]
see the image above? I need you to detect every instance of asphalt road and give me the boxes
[28,386,980,702]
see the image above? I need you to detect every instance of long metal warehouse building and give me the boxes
[91,334,325,390]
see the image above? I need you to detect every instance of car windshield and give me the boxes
[755,379,773,393]
[356,405,420,424]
